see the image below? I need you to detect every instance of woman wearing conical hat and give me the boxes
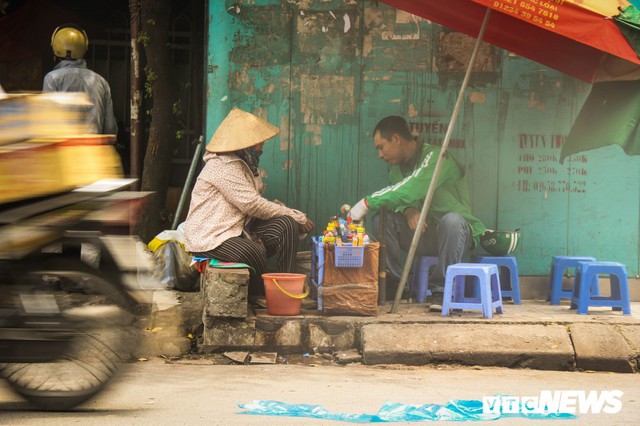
[184,108,314,300]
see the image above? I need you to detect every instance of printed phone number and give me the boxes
[493,1,559,28]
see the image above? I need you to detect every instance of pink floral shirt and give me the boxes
[184,152,306,253]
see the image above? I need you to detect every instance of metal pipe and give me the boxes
[390,9,492,313]
[171,136,204,230]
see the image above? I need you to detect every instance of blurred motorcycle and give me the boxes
[0,179,154,410]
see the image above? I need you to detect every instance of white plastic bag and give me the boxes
[156,241,199,291]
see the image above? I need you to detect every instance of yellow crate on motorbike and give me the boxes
[0,141,64,202]
[0,135,123,203]
[0,92,93,145]
[53,135,124,187]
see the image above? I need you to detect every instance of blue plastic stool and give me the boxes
[442,263,503,318]
[571,261,631,315]
[412,256,438,303]
[475,256,521,304]
[549,256,598,305]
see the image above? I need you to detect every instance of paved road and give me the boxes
[0,359,638,425]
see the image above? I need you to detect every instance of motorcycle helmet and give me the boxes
[480,229,521,256]
[51,24,88,59]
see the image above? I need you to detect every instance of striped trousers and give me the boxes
[191,215,298,297]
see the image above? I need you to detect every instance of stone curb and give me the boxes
[193,315,640,373]
[569,324,638,373]
[148,290,640,373]
[361,323,575,371]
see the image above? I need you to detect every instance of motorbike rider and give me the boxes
[43,24,121,265]
[43,24,118,135]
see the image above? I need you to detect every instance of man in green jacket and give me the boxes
[349,116,486,304]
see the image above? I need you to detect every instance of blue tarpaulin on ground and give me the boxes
[237,400,577,422]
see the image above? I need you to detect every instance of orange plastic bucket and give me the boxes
[262,273,309,316]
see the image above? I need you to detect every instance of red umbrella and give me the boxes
[381,0,640,312]
[382,0,640,83]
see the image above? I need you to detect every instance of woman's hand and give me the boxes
[299,217,314,234]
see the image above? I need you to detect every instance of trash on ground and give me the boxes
[248,352,278,364]
[335,349,361,365]
[223,351,250,364]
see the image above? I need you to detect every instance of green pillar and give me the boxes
[206,1,236,142]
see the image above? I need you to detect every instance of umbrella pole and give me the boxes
[390,9,492,313]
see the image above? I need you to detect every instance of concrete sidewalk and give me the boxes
[359,300,640,373]
[148,290,640,374]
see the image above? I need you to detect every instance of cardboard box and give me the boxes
[311,240,380,316]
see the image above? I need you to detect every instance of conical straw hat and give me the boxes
[206,107,280,153]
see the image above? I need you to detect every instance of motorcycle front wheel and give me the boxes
[0,255,141,411]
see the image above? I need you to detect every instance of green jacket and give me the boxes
[366,143,486,247]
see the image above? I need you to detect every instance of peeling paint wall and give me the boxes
[207,0,640,275]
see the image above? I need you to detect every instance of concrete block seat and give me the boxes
[571,261,631,315]
[475,255,521,304]
[442,263,503,318]
[549,256,598,305]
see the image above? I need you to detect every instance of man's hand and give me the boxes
[349,198,369,221]
[404,207,427,233]
[299,217,314,234]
